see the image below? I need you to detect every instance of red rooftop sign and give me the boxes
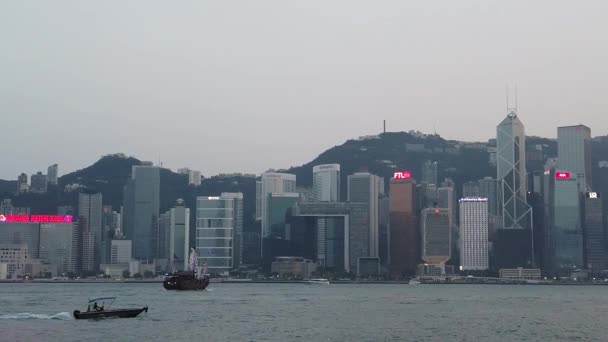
[394,171,412,179]
[555,172,571,179]
[0,215,73,223]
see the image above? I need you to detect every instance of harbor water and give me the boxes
[1,283,606,341]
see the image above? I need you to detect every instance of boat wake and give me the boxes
[0,312,73,320]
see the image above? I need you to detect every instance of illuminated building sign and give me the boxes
[587,192,600,199]
[394,171,412,179]
[0,215,73,223]
[555,172,571,179]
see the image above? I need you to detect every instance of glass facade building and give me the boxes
[196,193,243,275]
[496,112,531,229]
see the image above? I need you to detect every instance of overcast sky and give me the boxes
[1,1,606,179]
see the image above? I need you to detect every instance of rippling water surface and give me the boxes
[1,283,607,341]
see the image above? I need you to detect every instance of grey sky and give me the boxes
[1,1,606,180]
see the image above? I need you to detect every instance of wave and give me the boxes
[0,312,73,320]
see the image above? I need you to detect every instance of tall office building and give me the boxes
[30,172,48,193]
[312,164,340,268]
[16,173,28,194]
[110,239,132,264]
[496,112,531,229]
[221,193,244,268]
[255,181,262,221]
[313,164,340,202]
[558,125,592,191]
[583,192,605,272]
[459,198,489,271]
[348,172,382,258]
[421,160,438,185]
[437,187,455,222]
[169,199,190,271]
[260,172,296,239]
[462,181,480,198]
[78,192,103,271]
[479,177,499,216]
[542,169,584,273]
[389,174,417,275]
[123,166,160,261]
[158,211,171,261]
[421,208,451,264]
[196,193,244,274]
[47,164,58,185]
[39,223,77,276]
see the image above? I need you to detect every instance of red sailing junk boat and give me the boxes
[163,248,210,290]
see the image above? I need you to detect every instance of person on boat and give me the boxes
[93,302,103,311]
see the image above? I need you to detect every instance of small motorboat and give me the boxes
[73,297,148,320]
[306,278,330,285]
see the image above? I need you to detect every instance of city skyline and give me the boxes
[2,1,608,179]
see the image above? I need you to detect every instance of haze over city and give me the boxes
[1,0,607,179]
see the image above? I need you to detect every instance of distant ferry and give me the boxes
[409,279,421,285]
[306,278,330,285]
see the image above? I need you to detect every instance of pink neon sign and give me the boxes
[555,172,571,179]
[394,171,412,179]
[0,215,73,223]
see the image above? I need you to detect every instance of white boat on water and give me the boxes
[307,278,330,285]
[409,279,421,285]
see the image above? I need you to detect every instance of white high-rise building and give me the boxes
[260,172,296,238]
[196,193,243,275]
[459,198,489,271]
[313,164,340,202]
[348,172,382,258]
[558,125,592,192]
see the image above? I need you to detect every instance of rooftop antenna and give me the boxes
[383,120,386,134]
[506,83,518,117]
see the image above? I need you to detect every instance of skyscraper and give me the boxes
[221,192,244,269]
[542,169,584,273]
[196,193,243,275]
[558,125,592,191]
[421,208,451,264]
[462,181,480,198]
[312,164,341,268]
[169,199,190,271]
[78,192,103,271]
[389,174,417,275]
[496,112,531,229]
[260,172,296,239]
[123,166,160,261]
[582,192,605,272]
[348,172,382,258]
[459,198,489,271]
[479,177,499,216]
[47,164,58,185]
[30,172,47,193]
[421,160,438,185]
[313,164,341,202]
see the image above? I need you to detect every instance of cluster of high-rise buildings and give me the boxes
[1,110,606,280]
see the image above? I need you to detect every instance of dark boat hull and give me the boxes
[163,274,210,290]
[73,307,148,320]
